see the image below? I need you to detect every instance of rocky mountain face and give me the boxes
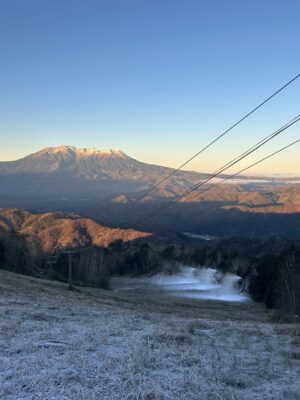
[0,208,150,254]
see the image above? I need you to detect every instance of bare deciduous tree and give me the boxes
[278,253,300,322]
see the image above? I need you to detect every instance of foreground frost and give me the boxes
[0,271,299,400]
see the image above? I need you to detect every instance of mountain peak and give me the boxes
[0,145,135,176]
[38,145,129,159]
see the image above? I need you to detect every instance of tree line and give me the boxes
[0,230,299,322]
[163,237,300,323]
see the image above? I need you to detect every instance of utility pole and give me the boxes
[68,252,73,290]
[60,244,95,291]
[45,254,58,280]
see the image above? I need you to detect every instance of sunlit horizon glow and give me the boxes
[0,0,299,175]
[1,141,299,177]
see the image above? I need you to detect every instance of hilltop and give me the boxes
[0,208,150,254]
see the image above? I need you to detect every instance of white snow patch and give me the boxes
[151,267,248,302]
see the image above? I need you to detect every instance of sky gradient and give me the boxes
[0,0,299,174]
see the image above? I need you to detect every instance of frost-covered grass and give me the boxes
[0,270,300,400]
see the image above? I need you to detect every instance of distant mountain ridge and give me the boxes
[0,145,143,177]
[0,145,289,197]
[0,145,213,202]
[0,145,196,182]
[0,146,300,238]
[0,208,150,254]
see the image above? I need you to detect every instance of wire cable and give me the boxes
[185,139,300,203]
[135,73,300,202]
[133,115,300,228]
[166,114,300,202]
[174,115,300,203]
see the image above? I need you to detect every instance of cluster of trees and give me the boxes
[46,240,160,289]
[248,246,300,322]
[160,237,300,322]
[0,232,163,289]
[0,230,299,322]
[0,231,33,275]
[47,248,112,289]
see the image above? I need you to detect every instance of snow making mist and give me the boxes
[151,266,248,302]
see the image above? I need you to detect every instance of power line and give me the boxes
[135,73,300,202]
[172,115,300,203]
[133,115,300,228]
[153,115,300,205]
[203,115,300,178]
[134,115,300,227]
[173,115,300,203]
[184,139,300,203]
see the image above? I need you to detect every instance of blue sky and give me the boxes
[0,0,299,174]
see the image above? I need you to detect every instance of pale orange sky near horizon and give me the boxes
[0,138,299,176]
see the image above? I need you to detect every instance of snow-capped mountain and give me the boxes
[0,145,188,179]
[0,145,299,237]
[0,145,145,178]
[0,145,206,201]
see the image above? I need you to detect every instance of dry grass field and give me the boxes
[0,270,299,400]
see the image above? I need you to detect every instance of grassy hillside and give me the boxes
[0,270,299,400]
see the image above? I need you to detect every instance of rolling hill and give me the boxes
[0,208,150,254]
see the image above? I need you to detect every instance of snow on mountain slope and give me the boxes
[0,145,189,180]
[0,146,141,177]
[0,145,207,199]
[0,146,297,209]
